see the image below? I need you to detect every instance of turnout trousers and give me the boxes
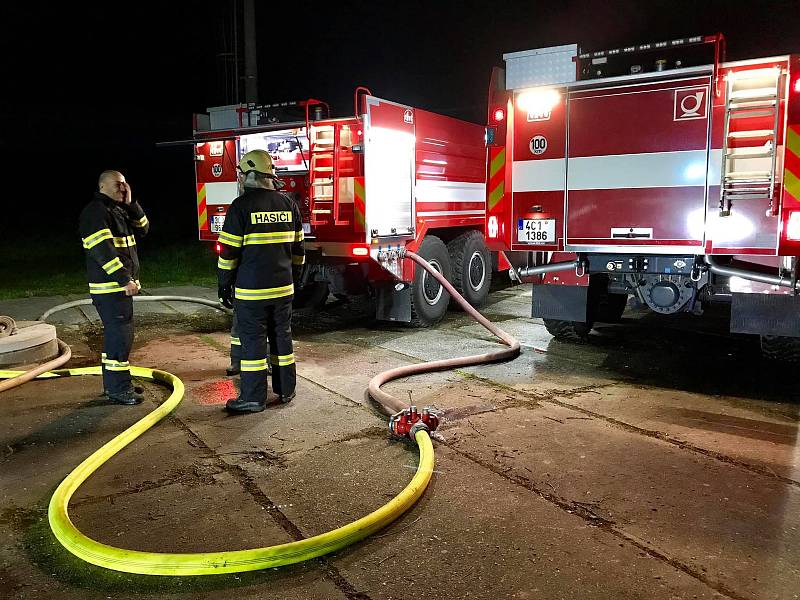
[92,292,134,395]
[229,312,241,370]
[236,297,295,405]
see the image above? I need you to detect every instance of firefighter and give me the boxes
[79,170,150,405]
[218,150,304,413]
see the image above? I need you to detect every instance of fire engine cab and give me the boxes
[485,34,800,359]
[192,90,490,325]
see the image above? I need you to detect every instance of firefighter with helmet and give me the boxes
[217,149,305,412]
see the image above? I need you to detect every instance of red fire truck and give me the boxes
[485,34,800,359]
[192,91,490,325]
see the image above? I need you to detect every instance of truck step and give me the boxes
[728,129,775,139]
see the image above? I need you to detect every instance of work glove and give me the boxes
[218,285,233,309]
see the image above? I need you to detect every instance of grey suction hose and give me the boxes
[705,255,800,290]
[3,295,230,392]
[38,296,232,321]
[368,250,521,415]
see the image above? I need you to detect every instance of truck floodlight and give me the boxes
[493,107,506,122]
[516,89,560,114]
[794,78,800,94]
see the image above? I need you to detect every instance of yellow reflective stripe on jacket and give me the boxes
[218,232,243,247]
[102,257,124,274]
[291,255,305,265]
[269,353,295,367]
[89,282,126,294]
[243,231,297,245]
[234,284,294,301]
[82,228,113,249]
[296,230,304,242]
[240,358,268,372]
[113,235,137,248]
[132,215,149,228]
[217,257,239,270]
[230,336,241,346]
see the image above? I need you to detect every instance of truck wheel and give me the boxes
[760,335,800,362]
[448,231,492,308]
[410,235,452,327]
[594,292,628,323]
[543,319,593,342]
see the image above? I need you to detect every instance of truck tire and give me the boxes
[409,235,452,327]
[542,319,593,342]
[760,335,800,363]
[447,231,492,308]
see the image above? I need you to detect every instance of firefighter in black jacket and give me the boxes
[218,150,305,413]
[79,170,149,405]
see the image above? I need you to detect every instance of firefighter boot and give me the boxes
[279,391,296,404]
[107,389,145,405]
[97,385,143,401]
[224,396,266,413]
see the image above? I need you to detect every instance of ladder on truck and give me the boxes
[719,66,783,216]
[309,124,349,226]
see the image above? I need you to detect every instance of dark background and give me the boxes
[2,0,799,247]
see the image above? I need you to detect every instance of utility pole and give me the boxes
[243,0,258,102]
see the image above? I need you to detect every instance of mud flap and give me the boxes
[532,284,589,322]
[375,282,412,323]
[730,293,800,337]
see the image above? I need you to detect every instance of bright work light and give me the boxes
[516,89,560,115]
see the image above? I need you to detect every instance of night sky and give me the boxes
[3,0,799,242]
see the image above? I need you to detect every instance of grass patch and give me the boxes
[0,234,217,300]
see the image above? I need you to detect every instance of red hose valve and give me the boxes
[389,406,440,439]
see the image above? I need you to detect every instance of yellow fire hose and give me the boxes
[0,251,518,576]
[0,365,434,575]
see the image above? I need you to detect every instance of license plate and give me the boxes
[210,215,226,233]
[518,218,556,244]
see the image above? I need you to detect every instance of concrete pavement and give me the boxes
[1,284,798,599]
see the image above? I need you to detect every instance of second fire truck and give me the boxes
[192,91,493,326]
[485,34,800,359]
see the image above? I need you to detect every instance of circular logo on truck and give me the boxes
[529,135,548,156]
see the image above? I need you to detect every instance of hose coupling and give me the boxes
[388,405,440,439]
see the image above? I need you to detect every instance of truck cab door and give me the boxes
[363,96,416,239]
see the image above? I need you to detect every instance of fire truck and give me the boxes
[485,34,800,359]
[192,90,490,325]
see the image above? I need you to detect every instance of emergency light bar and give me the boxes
[578,35,706,59]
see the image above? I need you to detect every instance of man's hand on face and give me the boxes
[122,181,132,204]
[124,280,140,296]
